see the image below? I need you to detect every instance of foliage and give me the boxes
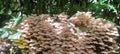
[0,12,22,39]
[0,0,119,26]
[17,0,119,22]
[0,0,22,39]
[113,48,120,54]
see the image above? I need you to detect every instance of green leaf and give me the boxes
[0,8,5,14]
[8,32,21,39]
[0,31,9,38]
[1,28,13,31]
[107,5,117,12]
[115,48,120,52]
[12,12,22,28]
[16,12,21,17]
[8,10,12,15]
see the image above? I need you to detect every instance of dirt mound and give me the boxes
[16,12,119,54]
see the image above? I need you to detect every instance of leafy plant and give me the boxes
[113,48,120,54]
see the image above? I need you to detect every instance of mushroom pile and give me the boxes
[16,11,119,54]
[0,40,11,54]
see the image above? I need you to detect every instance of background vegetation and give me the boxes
[0,0,120,26]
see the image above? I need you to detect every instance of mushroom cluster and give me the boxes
[0,40,11,54]
[16,12,119,54]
